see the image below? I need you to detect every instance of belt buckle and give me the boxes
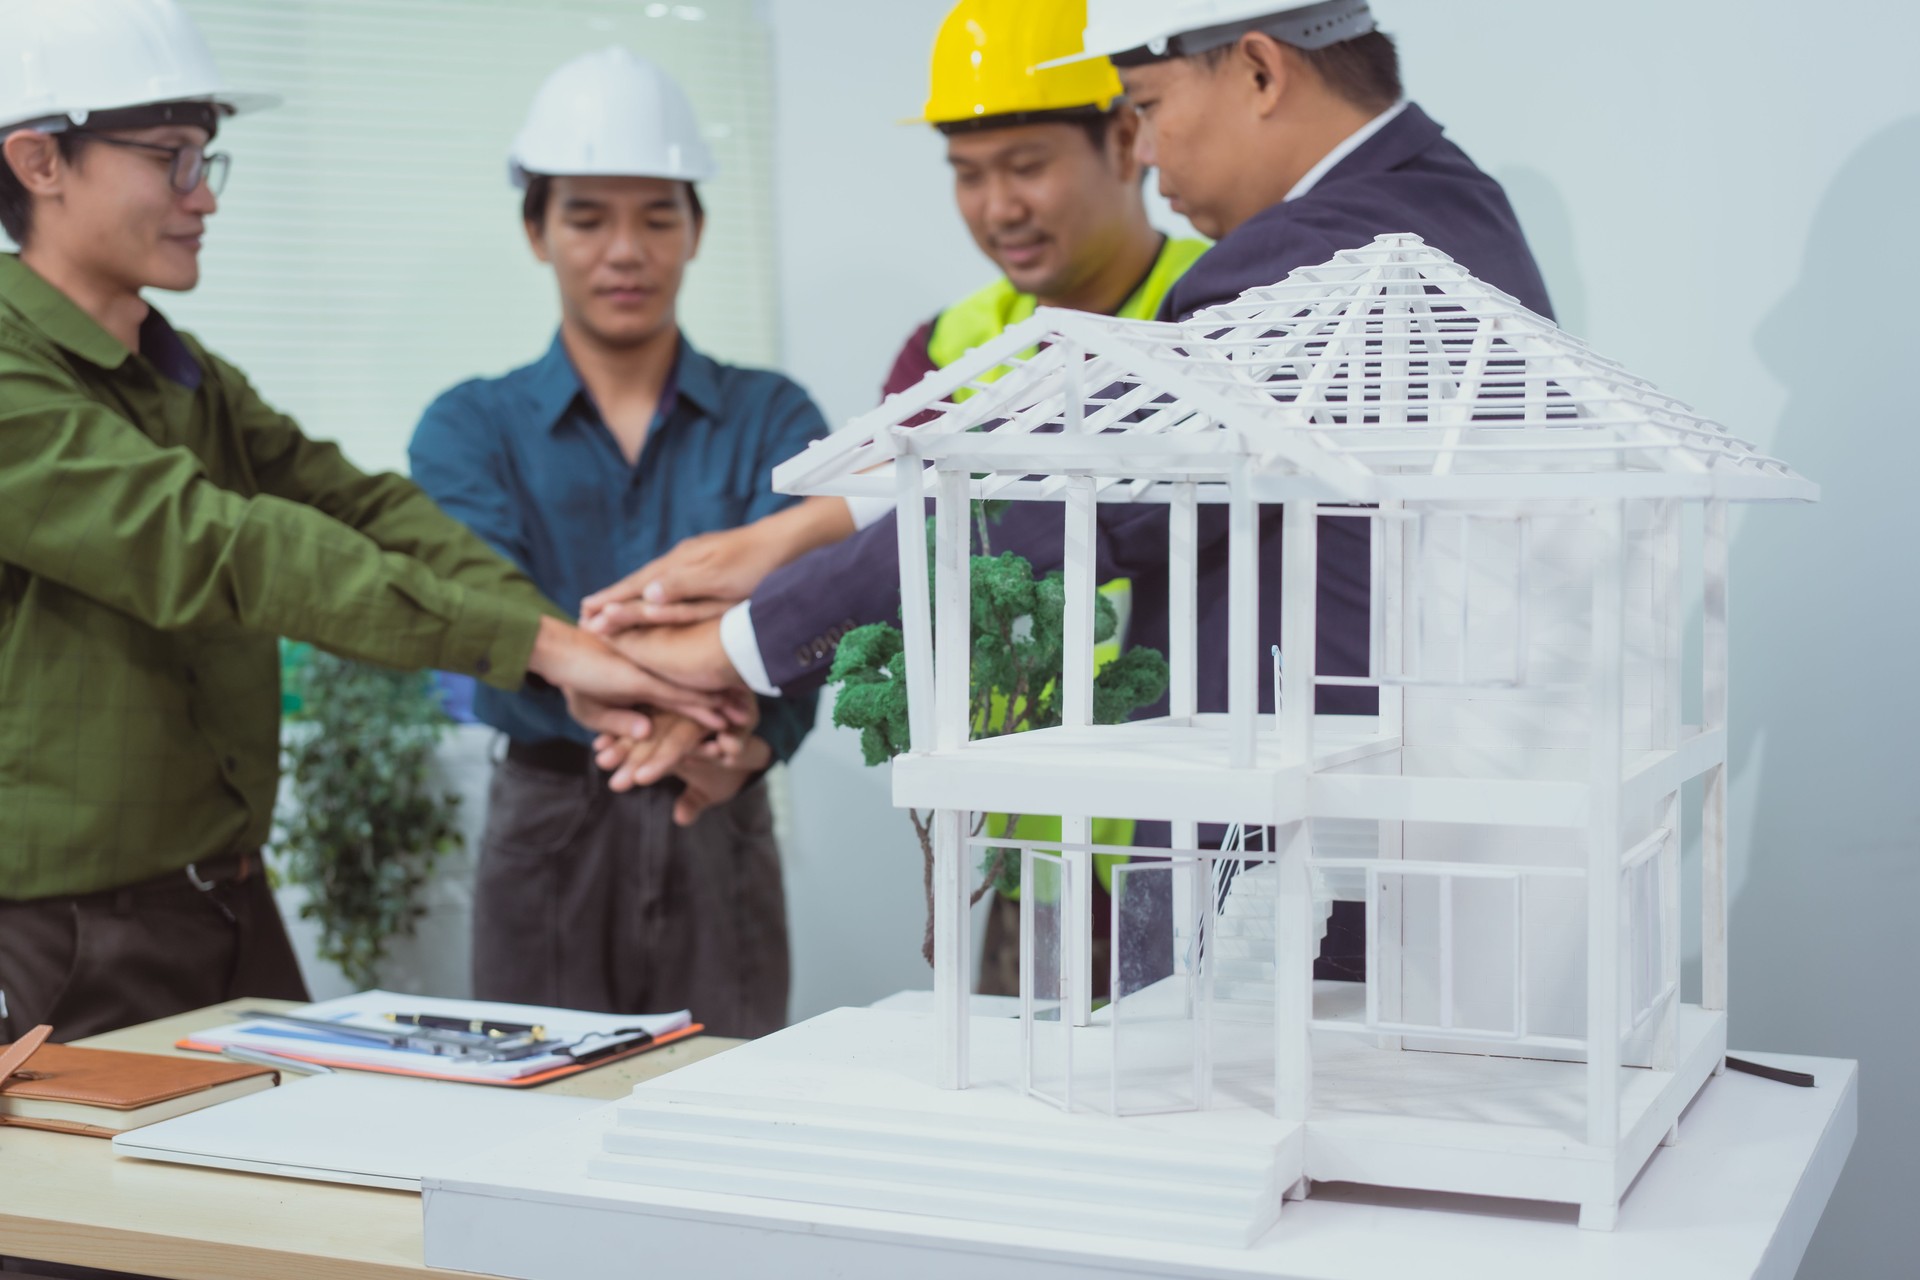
[184,852,252,891]
[184,861,240,926]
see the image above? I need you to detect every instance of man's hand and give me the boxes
[527,616,729,734]
[589,710,711,793]
[603,616,741,694]
[580,525,778,631]
[592,693,760,794]
[670,736,774,826]
[580,496,856,636]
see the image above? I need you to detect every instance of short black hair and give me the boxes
[1200,30,1401,114]
[1073,111,1118,154]
[0,131,88,247]
[521,175,705,229]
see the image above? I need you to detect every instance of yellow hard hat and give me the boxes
[919,0,1123,129]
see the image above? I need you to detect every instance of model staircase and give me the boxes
[1211,863,1281,1004]
[1193,818,1371,1007]
[587,1088,1284,1247]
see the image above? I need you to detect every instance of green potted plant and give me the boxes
[274,647,465,990]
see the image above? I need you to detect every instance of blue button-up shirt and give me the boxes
[408,332,825,762]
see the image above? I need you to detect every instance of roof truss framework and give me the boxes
[771,235,1814,507]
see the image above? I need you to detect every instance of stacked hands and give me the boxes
[523,525,770,824]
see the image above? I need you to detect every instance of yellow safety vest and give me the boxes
[927,236,1211,384]
[926,237,1211,894]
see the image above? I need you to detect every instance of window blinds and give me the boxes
[33,0,780,475]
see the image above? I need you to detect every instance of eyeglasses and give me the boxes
[72,133,230,197]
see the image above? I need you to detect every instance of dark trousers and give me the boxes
[471,754,790,1039]
[0,853,309,1043]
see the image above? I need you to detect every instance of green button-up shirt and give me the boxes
[0,254,556,899]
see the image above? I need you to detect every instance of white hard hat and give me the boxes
[508,47,716,189]
[0,0,277,136]
[1065,0,1375,66]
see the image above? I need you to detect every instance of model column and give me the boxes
[1582,500,1628,1229]
[1274,491,1316,1125]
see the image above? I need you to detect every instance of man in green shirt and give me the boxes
[0,0,715,1041]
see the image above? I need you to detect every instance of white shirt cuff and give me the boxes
[843,493,895,531]
[719,600,780,697]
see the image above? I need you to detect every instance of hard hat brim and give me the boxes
[217,90,284,117]
[917,104,1116,134]
[508,161,718,190]
[1032,49,1111,72]
[1,89,282,137]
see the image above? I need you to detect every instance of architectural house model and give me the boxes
[421,236,1816,1260]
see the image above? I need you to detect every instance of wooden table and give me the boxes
[0,1000,740,1280]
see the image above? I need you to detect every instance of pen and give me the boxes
[384,1013,547,1040]
[220,1044,335,1076]
[229,1009,495,1058]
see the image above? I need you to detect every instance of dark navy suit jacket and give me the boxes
[750,104,1552,720]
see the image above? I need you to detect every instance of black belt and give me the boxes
[506,737,595,776]
[121,849,258,898]
[0,849,264,916]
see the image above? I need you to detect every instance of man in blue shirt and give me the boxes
[408,49,824,1037]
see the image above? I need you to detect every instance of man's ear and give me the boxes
[1236,32,1294,117]
[2,131,64,197]
[523,216,553,264]
[1107,103,1144,183]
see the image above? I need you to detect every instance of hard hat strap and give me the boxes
[1109,0,1374,68]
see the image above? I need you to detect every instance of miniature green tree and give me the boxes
[829,541,1168,964]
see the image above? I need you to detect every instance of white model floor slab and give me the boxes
[422,1037,1853,1280]
[591,1006,1295,1246]
[422,1000,1835,1279]
[570,995,1719,1230]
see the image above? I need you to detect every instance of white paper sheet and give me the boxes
[113,1072,601,1190]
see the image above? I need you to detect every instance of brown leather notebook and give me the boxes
[0,1037,277,1138]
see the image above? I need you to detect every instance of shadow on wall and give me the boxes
[1496,166,1588,336]
[1730,115,1920,1278]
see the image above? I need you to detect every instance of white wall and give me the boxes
[764,2,1918,1275]
[1391,9,1918,1276]
[758,0,974,1027]
[759,0,982,430]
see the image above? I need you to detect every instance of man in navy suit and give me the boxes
[588,1,1553,973]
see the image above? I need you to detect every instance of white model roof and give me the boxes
[773,234,1814,506]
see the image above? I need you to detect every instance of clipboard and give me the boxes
[176,1021,704,1086]
[177,991,705,1087]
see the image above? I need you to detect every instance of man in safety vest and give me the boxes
[581,0,1206,995]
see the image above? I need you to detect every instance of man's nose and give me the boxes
[606,222,645,264]
[1134,124,1158,170]
[984,174,1027,229]
[182,179,218,215]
